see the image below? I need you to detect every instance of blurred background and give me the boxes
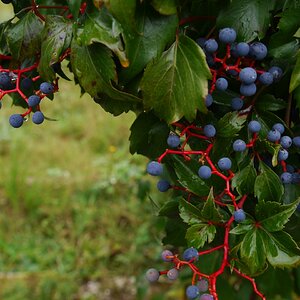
[0,4,182,300]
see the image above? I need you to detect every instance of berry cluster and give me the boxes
[146,117,300,299]
[198,28,283,110]
[144,29,299,299]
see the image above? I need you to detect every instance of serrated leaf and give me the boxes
[141,34,211,123]
[173,155,210,197]
[201,188,223,222]
[103,0,136,32]
[216,112,246,138]
[70,41,142,102]
[256,94,287,112]
[186,223,216,248]
[254,161,284,203]
[217,0,275,42]
[230,223,254,235]
[120,5,178,83]
[261,230,300,268]
[290,50,300,92]
[255,200,299,232]
[240,228,266,274]
[232,159,257,196]
[151,0,177,15]
[159,199,179,217]
[179,198,203,224]
[76,10,128,67]
[38,16,72,81]
[129,111,169,159]
[6,12,43,61]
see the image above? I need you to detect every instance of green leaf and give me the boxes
[159,199,179,217]
[216,112,246,138]
[6,12,43,61]
[70,41,142,102]
[217,0,275,42]
[262,230,300,268]
[254,161,284,203]
[141,34,211,123]
[255,200,299,232]
[67,0,82,19]
[255,94,287,112]
[186,223,216,248]
[232,160,257,196]
[162,218,188,247]
[129,111,169,159]
[103,0,136,32]
[173,155,210,197]
[240,228,267,274]
[230,223,254,235]
[76,10,128,67]
[38,16,72,81]
[290,50,300,92]
[179,198,203,225]
[151,0,177,15]
[120,5,178,83]
[201,188,223,222]
[268,40,299,59]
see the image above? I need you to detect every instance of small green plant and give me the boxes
[0,0,300,299]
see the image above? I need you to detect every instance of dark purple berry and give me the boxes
[205,94,213,107]
[157,180,170,192]
[9,114,24,128]
[280,136,292,149]
[240,83,257,96]
[32,111,44,124]
[233,139,247,152]
[183,247,198,261]
[267,129,281,142]
[234,209,246,222]
[268,66,283,82]
[272,123,285,134]
[186,285,200,299]
[40,82,54,94]
[248,120,261,133]
[218,157,232,171]
[146,268,160,282]
[259,72,273,85]
[249,42,268,60]
[239,67,257,84]
[198,166,212,179]
[161,250,173,262]
[231,97,243,110]
[278,149,289,161]
[147,161,163,176]
[235,42,250,56]
[28,95,41,107]
[21,78,33,90]
[167,134,180,148]
[219,28,236,44]
[204,39,218,53]
[167,268,179,280]
[200,294,214,300]
[203,124,216,138]
[215,77,228,91]
[280,172,292,184]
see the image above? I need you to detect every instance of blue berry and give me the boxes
[157,180,170,192]
[268,66,283,82]
[218,157,232,170]
[21,78,33,90]
[32,111,44,124]
[183,247,198,261]
[147,161,163,176]
[40,82,54,94]
[231,97,243,110]
[278,149,289,161]
[198,166,212,179]
[206,54,215,67]
[197,279,209,292]
[203,124,216,138]
[204,39,218,53]
[146,268,160,282]
[227,68,238,76]
[280,136,292,149]
[200,294,214,300]
[286,164,295,173]
[259,72,273,85]
[235,42,250,56]
[234,209,246,222]
[272,123,285,134]
[267,129,281,142]
[233,139,247,152]
[9,114,24,128]
[219,28,236,44]
[292,173,300,184]
[0,72,11,88]
[215,77,228,91]
[161,250,173,262]
[248,120,261,133]
[249,42,268,60]
[239,67,257,84]
[240,83,257,96]
[280,172,292,184]
[186,285,200,299]
[293,136,300,147]
[167,268,179,280]
[167,134,180,148]
[28,95,41,107]
[205,94,213,107]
